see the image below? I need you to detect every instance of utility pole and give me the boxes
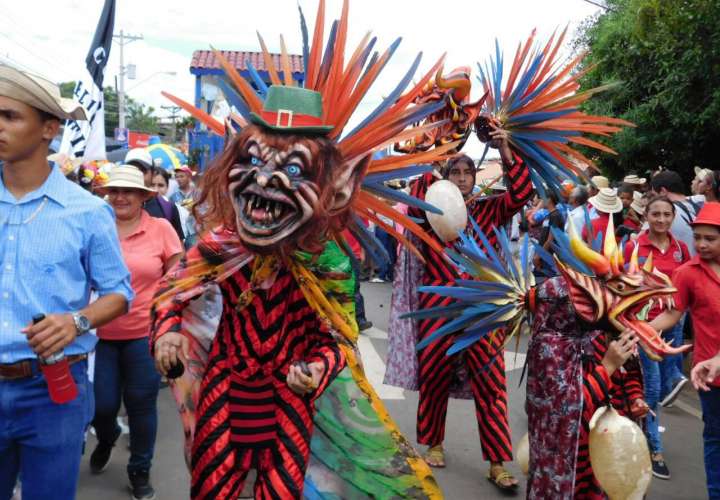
[161,105,181,143]
[113,30,143,131]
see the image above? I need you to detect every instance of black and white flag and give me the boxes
[60,0,115,160]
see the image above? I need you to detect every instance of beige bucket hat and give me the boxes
[589,187,623,214]
[99,165,156,193]
[0,63,86,120]
[591,175,609,189]
[630,191,646,215]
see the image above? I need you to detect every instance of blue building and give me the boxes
[189,50,304,170]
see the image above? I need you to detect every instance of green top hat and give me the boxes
[249,85,334,135]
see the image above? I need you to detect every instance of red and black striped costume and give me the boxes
[576,337,644,499]
[408,156,533,459]
[152,242,345,500]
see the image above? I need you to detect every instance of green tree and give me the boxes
[126,102,160,134]
[574,0,720,183]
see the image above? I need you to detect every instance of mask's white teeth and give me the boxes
[273,203,281,219]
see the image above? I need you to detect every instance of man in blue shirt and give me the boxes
[0,64,133,500]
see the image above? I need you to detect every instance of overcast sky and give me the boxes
[1,0,601,157]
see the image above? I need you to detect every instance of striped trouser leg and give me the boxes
[254,388,314,499]
[466,331,513,462]
[417,294,457,446]
[190,361,249,499]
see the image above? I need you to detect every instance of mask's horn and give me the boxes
[643,251,654,272]
[628,241,640,274]
[568,217,611,276]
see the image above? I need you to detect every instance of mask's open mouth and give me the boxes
[234,184,301,238]
[609,289,690,359]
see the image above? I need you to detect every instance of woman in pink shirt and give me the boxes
[90,165,183,499]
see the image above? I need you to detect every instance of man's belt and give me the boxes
[0,354,88,380]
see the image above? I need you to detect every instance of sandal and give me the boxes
[424,445,446,468]
[487,465,519,491]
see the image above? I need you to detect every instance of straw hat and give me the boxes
[630,191,645,215]
[589,187,623,214]
[99,165,156,193]
[623,174,646,185]
[591,175,609,189]
[694,166,714,182]
[0,63,86,120]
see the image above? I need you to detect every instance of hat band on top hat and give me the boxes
[260,109,324,129]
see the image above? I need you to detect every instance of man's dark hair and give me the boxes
[618,184,634,196]
[571,186,589,206]
[37,109,60,123]
[546,191,559,205]
[650,170,684,194]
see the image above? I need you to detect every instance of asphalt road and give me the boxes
[77,281,708,499]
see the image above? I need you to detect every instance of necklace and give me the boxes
[0,196,48,226]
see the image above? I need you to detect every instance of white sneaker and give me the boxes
[370,277,385,283]
[660,376,688,407]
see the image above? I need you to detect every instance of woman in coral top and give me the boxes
[90,165,183,499]
[624,195,690,480]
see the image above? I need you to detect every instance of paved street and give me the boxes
[78,282,707,499]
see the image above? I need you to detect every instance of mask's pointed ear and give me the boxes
[328,154,371,215]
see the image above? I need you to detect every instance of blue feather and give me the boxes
[317,20,338,86]
[297,4,310,82]
[217,78,252,122]
[350,215,390,267]
[362,183,442,215]
[494,226,521,284]
[417,308,499,350]
[592,231,603,252]
[454,279,514,292]
[344,51,421,140]
[470,219,505,271]
[400,303,466,321]
[521,232,531,285]
[244,59,269,97]
[363,164,433,184]
[533,243,558,273]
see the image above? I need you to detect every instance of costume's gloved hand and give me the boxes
[154,332,189,377]
[287,360,325,395]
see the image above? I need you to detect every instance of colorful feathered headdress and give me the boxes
[162,0,462,262]
[476,28,635,196]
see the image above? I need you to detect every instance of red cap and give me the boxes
[692,202,720,227]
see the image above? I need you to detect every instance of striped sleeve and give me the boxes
[306,322,346,400]
[621,356,645,403]
[407,172,435,224]
[470,155,533,227]
[582,364,612,422]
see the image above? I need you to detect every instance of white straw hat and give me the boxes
[0,63,86,120]
[589,187,623,214]
[100,165,156,193]
[630,191,645,215]
[623,174,646,185]
[591,175,609,189]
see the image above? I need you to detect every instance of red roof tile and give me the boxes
[191,50,304,73]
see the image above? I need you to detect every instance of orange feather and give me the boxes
[161,91,225,136]
[212,49,264,113]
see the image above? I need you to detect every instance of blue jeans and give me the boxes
[374,228,397,281]
[699,387,720,499]
[660,316,686,398]
[0,360,93,500]
[92,337,160,473]
[639,349,663,453]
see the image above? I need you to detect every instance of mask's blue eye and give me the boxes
[286,164,302,176]
[250,156,262,166]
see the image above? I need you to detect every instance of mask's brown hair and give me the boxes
[194,125,354,253]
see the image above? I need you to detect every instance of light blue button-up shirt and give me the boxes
[0,165,134,363]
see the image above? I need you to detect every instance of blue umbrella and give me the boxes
[146,144,187,170]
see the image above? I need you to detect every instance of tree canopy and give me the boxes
[575,0,720,183]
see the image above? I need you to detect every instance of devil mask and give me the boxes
[198,125,368,255]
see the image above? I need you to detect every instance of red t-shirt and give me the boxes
[99,212,183,340]
[624,231,690,320]
[583,212,609,242]
[672,257,720,387]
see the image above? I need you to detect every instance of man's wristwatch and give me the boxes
[72,312,91,335]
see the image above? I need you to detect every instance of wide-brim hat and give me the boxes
[589,187,623,214]
[630,191,645,214]
[694,166,714,182]
[97,165,156,193]
[692,202,720,228]
[249,85,334,135]
[0,64,86,120]
[590,175,609,189]
[623,174,646,185]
